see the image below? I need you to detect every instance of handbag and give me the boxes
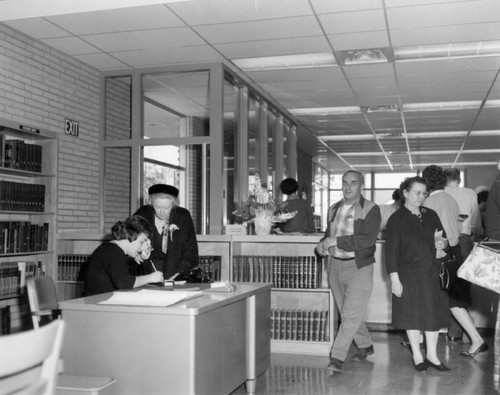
[457,242,500,293]
[439,251,458,291]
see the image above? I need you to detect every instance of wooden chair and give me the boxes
[27,275,62,329]
[0,319,65,395]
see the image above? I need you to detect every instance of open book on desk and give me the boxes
[98,289,203,307]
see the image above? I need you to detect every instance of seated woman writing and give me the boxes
[83,215,163,296]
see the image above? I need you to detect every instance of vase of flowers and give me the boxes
[232,174,297,235]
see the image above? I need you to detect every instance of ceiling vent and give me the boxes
[361,105,399,113]
[336,48,394,66]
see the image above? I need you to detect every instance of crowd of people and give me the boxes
[80,164,500,378]
[316,164,497,374]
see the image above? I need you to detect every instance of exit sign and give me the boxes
[65,119,79,137]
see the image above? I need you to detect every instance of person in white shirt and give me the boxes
[423,166,488,357]
[444,168,482,258]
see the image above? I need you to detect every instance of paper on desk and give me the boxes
[98,289,203,307]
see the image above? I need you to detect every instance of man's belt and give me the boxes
[333,256,355,261]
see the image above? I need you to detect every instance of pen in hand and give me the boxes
[150,261,158,272]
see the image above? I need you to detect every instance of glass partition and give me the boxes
[223,76,238,225]
[248,95,259,189]
[142,71,210,138]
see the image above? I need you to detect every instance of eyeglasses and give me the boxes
[409,189,428,198]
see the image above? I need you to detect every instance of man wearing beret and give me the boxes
[134,184,198,278]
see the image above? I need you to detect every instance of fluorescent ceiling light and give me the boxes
[292,100,500,118]
[290,106,361,116]
[403,101,482,112]
[233,53,336,72]
[395,40,500,62]
[340,149,500,157]
[351,161,497,168]
[318,130,500,141]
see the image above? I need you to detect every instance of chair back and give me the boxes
[0,319,65,395]
[27,276,60,329]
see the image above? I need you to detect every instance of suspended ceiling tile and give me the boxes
[312,0,383,14]
[252,76,348,92]
[83,27,205,52]
[246,67,348,85]
[471,109,500,130]
[390,23,500,46]
[387,1,500,30]
[72,53,129,70]
[318,9,386,34]
[327,31,389,51]
[193,16,322,44]
[111,46,223,67]
[46,5,184,35]
[215,36,331,59]
[458,153,500,163]
[343,63,395,79]
[5,18,70,39]
[463,135,500,150]
[170,0,313,25]
[40,36,99,55]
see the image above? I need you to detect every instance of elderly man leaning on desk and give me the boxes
[315,170,381,374]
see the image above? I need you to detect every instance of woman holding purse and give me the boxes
[386,177,450,372]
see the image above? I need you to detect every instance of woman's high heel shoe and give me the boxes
[460,342,488,357]
[414,362,427,372]
[424,358,450,372]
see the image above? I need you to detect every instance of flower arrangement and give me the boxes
[232,174,297,224]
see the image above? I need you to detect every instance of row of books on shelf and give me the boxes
[57,254,89,282]
[271,308,329,342]
[0,136,43,172]
[57,254,223,282]
[0,295,31,335]
[198,255,221,281]
[232,255,321,289]
[0,180,45,212]
[0,221,49,254]
[0,261,45,296]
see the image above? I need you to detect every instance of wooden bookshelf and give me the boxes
[229,235,334,356]
[0,119,58,334]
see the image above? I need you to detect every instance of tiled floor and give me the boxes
[231,331,496,395]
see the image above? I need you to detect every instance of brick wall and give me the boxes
[0,23,101,232]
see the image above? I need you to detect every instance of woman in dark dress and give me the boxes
[386,177,450,372]
[133,184,198,278]
[83,215,163,296]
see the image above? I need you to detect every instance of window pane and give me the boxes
[224,77,238,225]
[267,111,276,194]
[330,173,342,189]
[142,144,206,234]
[373,189,394,205]
[142,71,210,138]
[248,96,259,180]
[104,147,131,231]
[374,172,416,189]
[105,76,131,140]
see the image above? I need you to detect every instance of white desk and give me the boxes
[59,283,271,395]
